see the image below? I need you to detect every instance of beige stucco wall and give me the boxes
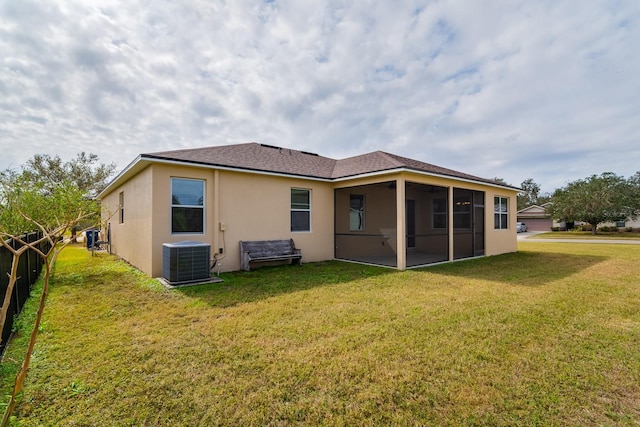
[216,170,335,273]
[101,163,518,276]
[100,166,154,275]
[484,188,519,256]
[148,164,217,276]
[102,165,335,276]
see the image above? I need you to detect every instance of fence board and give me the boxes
[0,231,46,354]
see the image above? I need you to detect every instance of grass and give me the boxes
[1,242,639,426]
[531,231,640,239]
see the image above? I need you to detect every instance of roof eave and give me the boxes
[97,155,148,199]
[334,167,521,191]
[99,154,521,199]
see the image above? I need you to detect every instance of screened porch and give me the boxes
[334,180,485,269]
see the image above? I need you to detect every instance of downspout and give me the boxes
[213,169,220,258]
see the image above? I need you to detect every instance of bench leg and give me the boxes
[241,253,251,271]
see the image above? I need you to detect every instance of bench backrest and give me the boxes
[240,239,296,257]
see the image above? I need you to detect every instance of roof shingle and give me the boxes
[143,142,507,187]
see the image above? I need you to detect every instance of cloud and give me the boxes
[1,0,639,193]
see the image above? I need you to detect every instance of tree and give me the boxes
[518,178,540,210]
[546,172,640,235]
[517,178,551,210]
[20,152,116,241]
[0,153,115,425]
[23,152,116,198]
[492,177,510,186]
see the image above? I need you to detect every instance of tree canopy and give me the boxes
[0,153,115,236]
[516,178,552,211]
[546,172,640,234]
[22,152,116,198]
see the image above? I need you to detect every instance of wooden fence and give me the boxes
[0,232,47,353]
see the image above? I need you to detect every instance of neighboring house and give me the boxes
[518,202,640,231]
[601,218,640,229]
[517,202,553,231]
[98,143,520,276]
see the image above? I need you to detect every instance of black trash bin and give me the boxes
[85,229,99,249]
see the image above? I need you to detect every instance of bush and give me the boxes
[551,227,560,232]
[598,226,617,232]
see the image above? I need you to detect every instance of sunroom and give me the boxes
[334,176,487,269]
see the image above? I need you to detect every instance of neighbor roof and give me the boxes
[100,142,516,198]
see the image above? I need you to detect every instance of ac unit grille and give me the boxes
[162,242,211,285]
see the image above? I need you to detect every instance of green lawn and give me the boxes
[531,231,640,239]
[2,242,639,426]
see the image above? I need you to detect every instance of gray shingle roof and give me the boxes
[143,142,507,187]
[144,143,337,179]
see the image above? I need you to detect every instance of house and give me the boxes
[516,202,553,231]
[518,202,640,232]
[605,218,640,230]
[98,143,520,276]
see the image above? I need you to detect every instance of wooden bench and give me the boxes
[239,239,302,271]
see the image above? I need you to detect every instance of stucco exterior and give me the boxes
[101,163,336,277]
[99,144,519,277]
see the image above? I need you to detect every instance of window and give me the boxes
[171,178,204,234]
[291,188,311,232]
[453,196,471,229]
[494,196,508,229]
[433,197,447,229]
[119,192,124,224]
[350,194,365,231]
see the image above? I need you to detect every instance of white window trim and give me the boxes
[432,197,447,229]
[171,177,205,235]
[118,191,124,224]
[494,196,509,230]
[291,188,312,233]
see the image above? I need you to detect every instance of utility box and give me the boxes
[162,242,211,285]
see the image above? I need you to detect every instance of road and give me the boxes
[517,231,640,245]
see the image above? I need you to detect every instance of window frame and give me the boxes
[171,177,205,234]
[349,194,365,231]
[118,191,124,224]
[291,188,311,232]
[432,197,447,229]
[453,196,472,229]
[494,196,509,230]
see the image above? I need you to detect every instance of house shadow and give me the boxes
[176,250,609,307]
[420,250,608,287]
[176,260,393,308]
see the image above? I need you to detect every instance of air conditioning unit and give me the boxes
[162,241,211,285]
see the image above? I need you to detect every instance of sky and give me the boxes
[1,0,639,194]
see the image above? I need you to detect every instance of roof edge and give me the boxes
[98,144,522,198]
